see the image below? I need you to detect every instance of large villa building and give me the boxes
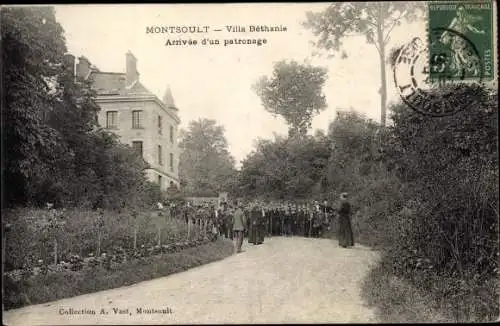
[66,51,181,190]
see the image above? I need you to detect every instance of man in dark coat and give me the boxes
[305,203,313,237]
[284,203,292,236]
[337,192,354,248]
[256,202,266,244]
[248,202,259,244]
[274,203,281,236]
[290,203,298,235]
[217,203,227,238]
[271,203,279,236]
[311,201,322,237]
[298,203,306,236]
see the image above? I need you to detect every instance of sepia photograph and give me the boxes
[1,2,498,324]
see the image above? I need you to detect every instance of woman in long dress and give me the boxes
[337,193,354,248]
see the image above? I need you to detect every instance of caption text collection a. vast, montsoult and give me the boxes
[58,307,173,315]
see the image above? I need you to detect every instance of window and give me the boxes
[158,145,163,165]
[169,153,174,172]
[169,125,174,143]
[158,175,163,188]
[158,115,163,135]
[106,111,118,129]
[132,110,143,129]
[132,141,143,158]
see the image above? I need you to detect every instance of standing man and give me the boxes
[227,203,234,240]
[248,201,258,245]
[218,202,227,238]
[257,202,266,244]
[321,199,334,236]
[305,203,312,237]
[297,203,305,237]
[232,201,247,254]
[311,200,322,237]
[337,192,354,248]
[293,202,298,235]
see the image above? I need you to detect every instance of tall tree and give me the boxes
[238,134,331,199]
[252,60,328,137]
[178,119,236,196]
[304,2,424,126]
[2,6,68,206]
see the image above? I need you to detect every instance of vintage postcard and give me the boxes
[2,2,498,325]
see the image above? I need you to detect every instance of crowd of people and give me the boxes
[158,193,354,253]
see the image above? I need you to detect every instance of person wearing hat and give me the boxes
[257,201,266,244]
[248,201,259,245]
[232,201,247,253]
[321,199,334,236]
[311,200,322,237]
[337,192,354,248]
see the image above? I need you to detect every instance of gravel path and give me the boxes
[3,236,381,325]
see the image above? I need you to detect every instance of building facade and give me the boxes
[72,51,181,189]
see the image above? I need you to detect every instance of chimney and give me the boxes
[126,51,139,86]
[76,56,91,79]
[63,54,76,79]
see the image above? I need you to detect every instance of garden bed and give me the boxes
[4,237,233,310]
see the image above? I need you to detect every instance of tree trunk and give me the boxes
[377,7,388,126]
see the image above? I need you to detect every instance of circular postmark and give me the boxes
[393,28,484,116]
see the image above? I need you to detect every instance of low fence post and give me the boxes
[49,208,66,266]
[132,210,138,252]
[96,209,104,257]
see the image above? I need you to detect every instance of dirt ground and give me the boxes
[3,236,381,325]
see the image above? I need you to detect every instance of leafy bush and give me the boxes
[374,86,499,322]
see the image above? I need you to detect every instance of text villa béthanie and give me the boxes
[146,25,288,34]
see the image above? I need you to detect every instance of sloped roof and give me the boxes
[84,57,180,122]
[89,71,152,96]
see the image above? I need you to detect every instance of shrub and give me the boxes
[372,85,500,322]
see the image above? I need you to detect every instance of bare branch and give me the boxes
[383,10,408,44]
[383,21,398,45]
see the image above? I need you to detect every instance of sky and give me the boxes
[54,3,427,167]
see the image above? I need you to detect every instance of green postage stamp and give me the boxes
[428,0,494,82]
